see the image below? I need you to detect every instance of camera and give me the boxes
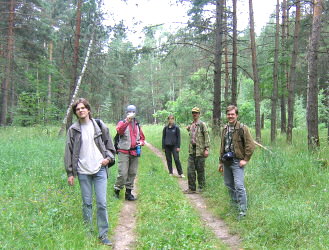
[222,151,234,161]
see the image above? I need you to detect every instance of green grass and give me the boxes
[1,124,328,249]
[136,145,227,249]
[143,124,329,249]
[0,126,122,249]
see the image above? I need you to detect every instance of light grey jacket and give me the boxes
[64,119,115,177]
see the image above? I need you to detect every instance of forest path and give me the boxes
[111,180,138,249]
[145,142,242,250]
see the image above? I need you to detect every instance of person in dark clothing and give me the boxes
[162,115,184,178]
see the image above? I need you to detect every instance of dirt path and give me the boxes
[145,142,241,250]
[111,182,138,249]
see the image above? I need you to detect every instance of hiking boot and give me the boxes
[114,189,120,199]
[99,236,112,246]
[237,211,246,220]
[183,189,196,194]
[125,189,137,201]
[179,174,185,178]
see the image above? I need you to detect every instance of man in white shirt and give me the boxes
[65,98,115,246]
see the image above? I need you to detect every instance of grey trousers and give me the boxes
[223,158,247,212]
[77,167,109,238]
[114,152,139,190]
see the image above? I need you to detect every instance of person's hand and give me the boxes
[176,148,180,152]
[239,160,248,168]
[126,116,133,123]
[101,158,110,166]
[218,163,224,173]
[186,125,190,131]
[204,149,209,158]
[68,176,74,186]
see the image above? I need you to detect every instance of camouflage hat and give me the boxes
[191,107,200,113]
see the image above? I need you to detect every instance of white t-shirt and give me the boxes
[78,120,104,175]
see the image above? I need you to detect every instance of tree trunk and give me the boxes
[306,0,323,150]
[271,0,280,142]
[213,0,224,134]
[47,40,53,105]
[287,1,301,144]
[280,0,288,134]
[231,0,238,106]
[58,37,94,137]
[66,0,82,131]
[249,0,261,142]
[0,0,15,126]
[224,0,230,107]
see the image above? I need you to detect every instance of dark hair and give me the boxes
[167,114,175,120]
[72,98,92,118]
[226,105,238,115]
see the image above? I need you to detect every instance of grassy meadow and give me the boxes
[143,124,329,249]
[0,124,328,249]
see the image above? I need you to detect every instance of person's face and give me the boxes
[75,103,90,120]
[226,109,238,124]
[168,117,174,125]
[192,112,200,120]
[127,111,136,118]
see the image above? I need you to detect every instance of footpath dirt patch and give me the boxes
[111,184,138,249]
[145,142,241,250]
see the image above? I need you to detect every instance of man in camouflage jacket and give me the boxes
[184,107,210,194]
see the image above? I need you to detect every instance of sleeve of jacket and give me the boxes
[64,129,74,177]
[139,126,146,145]
[99,120,116,160]
[243,126,255,161]
[203,122,210,149]
[116,120,129,135]
[219,128,225,164]
[176,126,181,148]
[162,126,166,149]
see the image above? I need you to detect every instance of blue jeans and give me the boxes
[223,158,247,212]
[78,167,108,238]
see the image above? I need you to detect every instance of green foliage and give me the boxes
[136,142,225,249]
[13,92,40,126]
[237,101,255,127]
[144,125,329,249]
[318,88,329,125]
[294,95,306,128]
[154,89,212,124]
[0,126,122,249]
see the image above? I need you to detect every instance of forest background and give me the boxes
[0,0,328,149]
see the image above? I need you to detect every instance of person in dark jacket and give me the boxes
[162,115,184,178]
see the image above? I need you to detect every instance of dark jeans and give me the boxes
[164,145,183,175]
[187,154,205,191]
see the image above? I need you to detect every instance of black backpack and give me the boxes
[95,119,116,167]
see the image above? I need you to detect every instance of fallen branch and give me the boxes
[254,140,273,153]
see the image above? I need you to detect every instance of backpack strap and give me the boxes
[95,119,102,129]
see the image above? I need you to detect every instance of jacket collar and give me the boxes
[224,121,242,130]
[70,118,102,136]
